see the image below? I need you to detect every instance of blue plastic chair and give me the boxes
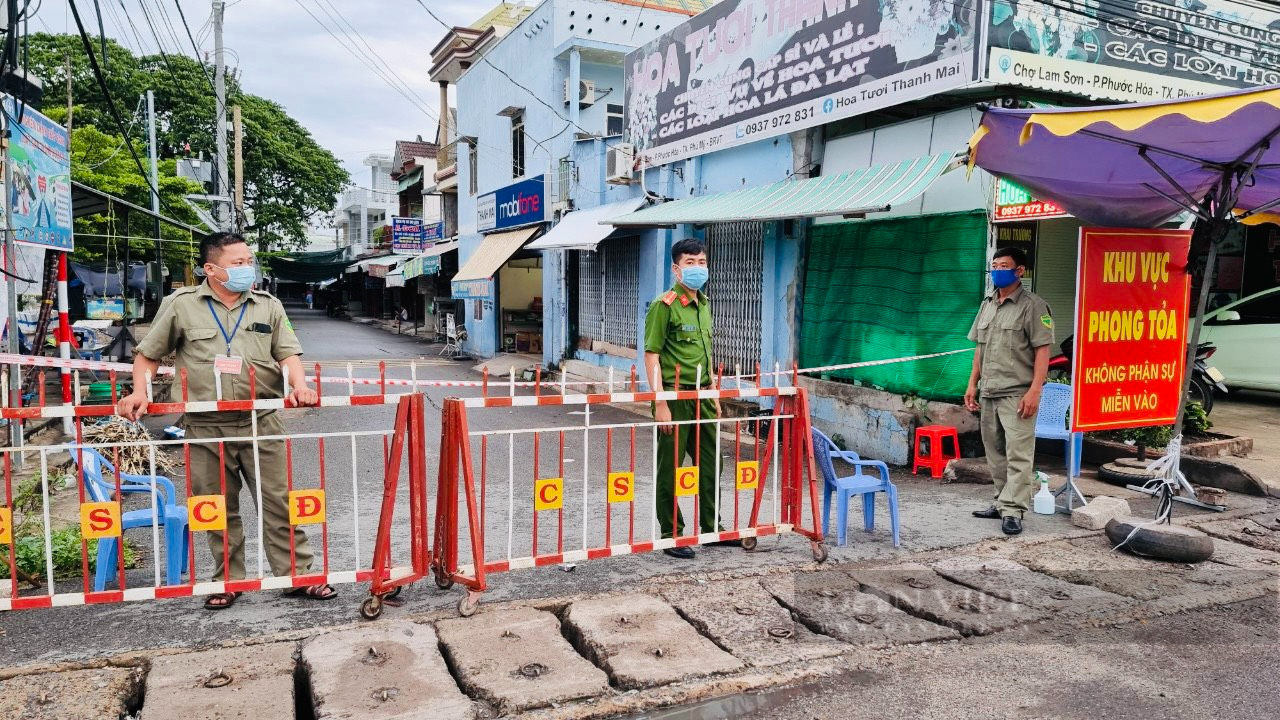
[812,429,900,547]
[75,447,190,590]
[1035,383,1083,477]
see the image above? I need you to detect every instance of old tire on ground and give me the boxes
[1104,515,1215,563]
[1098,460,1159,486]
[740,537,758,552]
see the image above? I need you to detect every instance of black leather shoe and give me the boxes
[972,505,1001,519]
[663,547,696,559]
[1002,516,1023,535]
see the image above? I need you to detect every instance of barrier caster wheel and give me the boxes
[458,596,480,617]
[385,585,403,601]
[434,572,454,590]
[740,537,758,552]
[812,544,829,563]
[360,596,383,621]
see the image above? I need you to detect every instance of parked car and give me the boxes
[1197,287,1280,392]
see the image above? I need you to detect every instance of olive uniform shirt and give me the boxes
[137,282,303,426]
[967,285,1055,398]
[644,286,714,388]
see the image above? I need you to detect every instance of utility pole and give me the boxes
[213,0,229,230]
[146,90,160,238]
[65,54,73,133]
[233,104,244,233]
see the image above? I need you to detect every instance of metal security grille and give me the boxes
[602,239,639,349]
[576,239,640,351]
[577,250,604,344]
[706,222,765,374]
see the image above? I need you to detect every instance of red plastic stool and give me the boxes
[913,425,960,478]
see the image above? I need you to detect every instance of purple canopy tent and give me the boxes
[967,85,1280,516]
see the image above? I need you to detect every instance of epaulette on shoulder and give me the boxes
[660,290,678,306]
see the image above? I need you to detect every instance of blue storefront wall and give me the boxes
[453,0,691,359]
[561,132,800,388]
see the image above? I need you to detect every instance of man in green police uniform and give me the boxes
[964,246,1055,536]
[118,232,334,609]
[643,238,738,559]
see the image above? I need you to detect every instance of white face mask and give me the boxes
[210,264,256,292]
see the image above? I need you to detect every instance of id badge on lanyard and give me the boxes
[208,298,250,377]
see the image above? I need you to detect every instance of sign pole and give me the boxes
[1,109,24,459]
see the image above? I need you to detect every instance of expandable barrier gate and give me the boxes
[408,364,828,618]
[0,363,431,612]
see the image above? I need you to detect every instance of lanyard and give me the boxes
[207,298,250,355]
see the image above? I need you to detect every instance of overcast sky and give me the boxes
[34,0,483,193]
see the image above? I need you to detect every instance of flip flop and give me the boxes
[284,584,338,601]
[203,592,241,610]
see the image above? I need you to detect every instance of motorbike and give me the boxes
[1046,335,1227,414]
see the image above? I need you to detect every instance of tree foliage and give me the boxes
[26,33,349,251]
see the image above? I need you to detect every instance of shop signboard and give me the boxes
[477,175,546,233]
[623,0,980,164]
[993,221,1037,283]
[423,221,444,244]
[985,0,1280,103]
[3,96,73,251]
[451,279,490,300]
[1070,227,1192,432]
[993,177,1067,222]
[391,216,424,253]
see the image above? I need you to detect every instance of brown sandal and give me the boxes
[284,584,338,601]
[204,592,241,610]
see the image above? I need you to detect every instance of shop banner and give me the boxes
[391,217,424,253]
[4,96,73,251]
[477,175,546,233]
[993,177,1067,222]
[624,0,980,165]
[986,0,1280,102]
[423,221,444,244]
[1071,227,1191,432]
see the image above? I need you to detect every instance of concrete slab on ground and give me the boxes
[0,667,141,720]
[762,572,961,647]
[1197,514,1280,554]
[141,642,296,720]
[848,563,1048,636]
[435,606,608,714]
[659,578,846,667]
[1204,538,1280,576]
[929,555,1131,618]
[302,622,474,720]
[562,593,745,690]
[472,354,541,379]
[1014,537,1275,601]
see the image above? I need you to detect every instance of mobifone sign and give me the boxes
[477,175,547,233]
[624,0,979,164]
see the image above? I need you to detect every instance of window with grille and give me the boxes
[467,141,478,196]
[705,222,765,375]
[511,112,526,179]
[576,238,640,352]
[606,104,624,137]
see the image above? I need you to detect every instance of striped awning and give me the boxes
[403,240,459,279]
[453,226,542,283]
[605,154,955,227]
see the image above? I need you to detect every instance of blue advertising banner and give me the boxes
[476,175,546,233]
[423,221,444,243]
[451,279,491,299]
[391,216,425,253]
[4,97,73,251]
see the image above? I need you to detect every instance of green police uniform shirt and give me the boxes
[137,282,304,425]
[967,285,1055,398]
[644,285,714,389]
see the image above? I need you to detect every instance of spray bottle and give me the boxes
[1032,471,1055,515]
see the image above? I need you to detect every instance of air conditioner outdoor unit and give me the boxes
[564,78,596,108]
[606,143,635,185]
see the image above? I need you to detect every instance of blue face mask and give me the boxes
[990,268,1019,288]
[679,265,708,291]
[215,265,257,293]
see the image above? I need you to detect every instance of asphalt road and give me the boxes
[708,596,1280,720]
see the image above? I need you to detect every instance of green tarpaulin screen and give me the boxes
[800,211,987,400]
[266,248,351,283]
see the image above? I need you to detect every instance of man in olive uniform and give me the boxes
[964,246,1054,536]
[118,232,333,608]
[643,238,738,559]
